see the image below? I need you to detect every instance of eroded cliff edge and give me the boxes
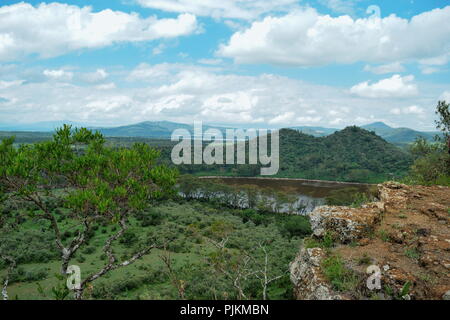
[290,182,450,300]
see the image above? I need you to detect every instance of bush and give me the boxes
[9,267,49,284]
[82,246,96,255]
[279,216,312,238]
[140,210,164,227]
[119,230,138,247]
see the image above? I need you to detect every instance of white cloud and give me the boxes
[403,105,425,115]
[136,0,298,20]
[363,62,405,75]
[350,75,418,98]
[43,69,74,81]
[218,6,450,66]
[440,91,450,102]
[95,82,116,90]
[0,2,199,61]
[419,53,450,66]
[0,63,442,129]
[269,112,295,124]
[80,69,108,83]
[318,0,360,15]
[390,105,425,116]
[296,116,322,123]
[420,66,441,75]
[0,79,24,89]
[198,59,223,65]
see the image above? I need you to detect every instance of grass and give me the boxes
[321,255,360,292]
[378,229,390,242]
[304,232,335,250]
[404,248,421,260]
[357,253,372,266]
[2,201,306,300]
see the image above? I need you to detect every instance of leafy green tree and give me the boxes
[406,101,450,185]
[435,100,450,140]
[0,125,178,299]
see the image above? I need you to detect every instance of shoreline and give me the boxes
[198,176,374,186]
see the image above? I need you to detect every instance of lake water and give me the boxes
[201,177,373,214]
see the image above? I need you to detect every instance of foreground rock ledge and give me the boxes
[290,182,450,300]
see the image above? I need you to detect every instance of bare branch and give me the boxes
[1,255,16,301]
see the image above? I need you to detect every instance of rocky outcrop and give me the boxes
[310,203,383,243]
[290,247,342,300]
[291,182,450,300]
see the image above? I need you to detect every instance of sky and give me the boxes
[0,0,449,131]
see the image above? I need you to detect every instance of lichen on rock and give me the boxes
[290,247,343,300]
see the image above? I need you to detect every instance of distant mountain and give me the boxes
[0,120,439,145]
[94,121,192,138]
[361,122,438,144]
[94,121,239,139]
[290,122,438,145]
[289,126,338,137]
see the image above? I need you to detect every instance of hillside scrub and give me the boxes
[0,125,178,299]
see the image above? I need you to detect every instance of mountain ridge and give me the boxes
[0,120,440,145]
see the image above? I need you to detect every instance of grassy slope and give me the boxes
[2,201,304,300]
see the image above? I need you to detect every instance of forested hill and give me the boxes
[277,126,413,182]
[0,125,414,183]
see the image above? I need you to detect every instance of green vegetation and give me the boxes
[304,232,335,250]
[404,248,421,260]
[403,101,450,186]
[378,230,390,242]
[275,126,412,183]
[321,255,360,292]
[0,126,312,300]
[1,124,414,184]
[0,201,309,300]
[357,253,372,266]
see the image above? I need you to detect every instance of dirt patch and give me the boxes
[336,184,450,299]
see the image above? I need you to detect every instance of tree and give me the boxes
[435,100,450,140]
[406,101,450,185]
[0,125,178,299]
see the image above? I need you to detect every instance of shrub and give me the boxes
[140,210,164,227]
[279,216,312,238]
[82,246,96,255]
[9,267,49,284]
[119,230,138,247]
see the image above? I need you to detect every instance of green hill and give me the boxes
[276,127,412,182]
[289,122,438,146]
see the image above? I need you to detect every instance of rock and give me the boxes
[378,182,409,210]
[443,290,450,300]
[389,231,405,244]
[416,228,431,237]
[310,205,381,243]
[290,247,342,300]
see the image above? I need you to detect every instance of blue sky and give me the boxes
[0,0,449,130]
